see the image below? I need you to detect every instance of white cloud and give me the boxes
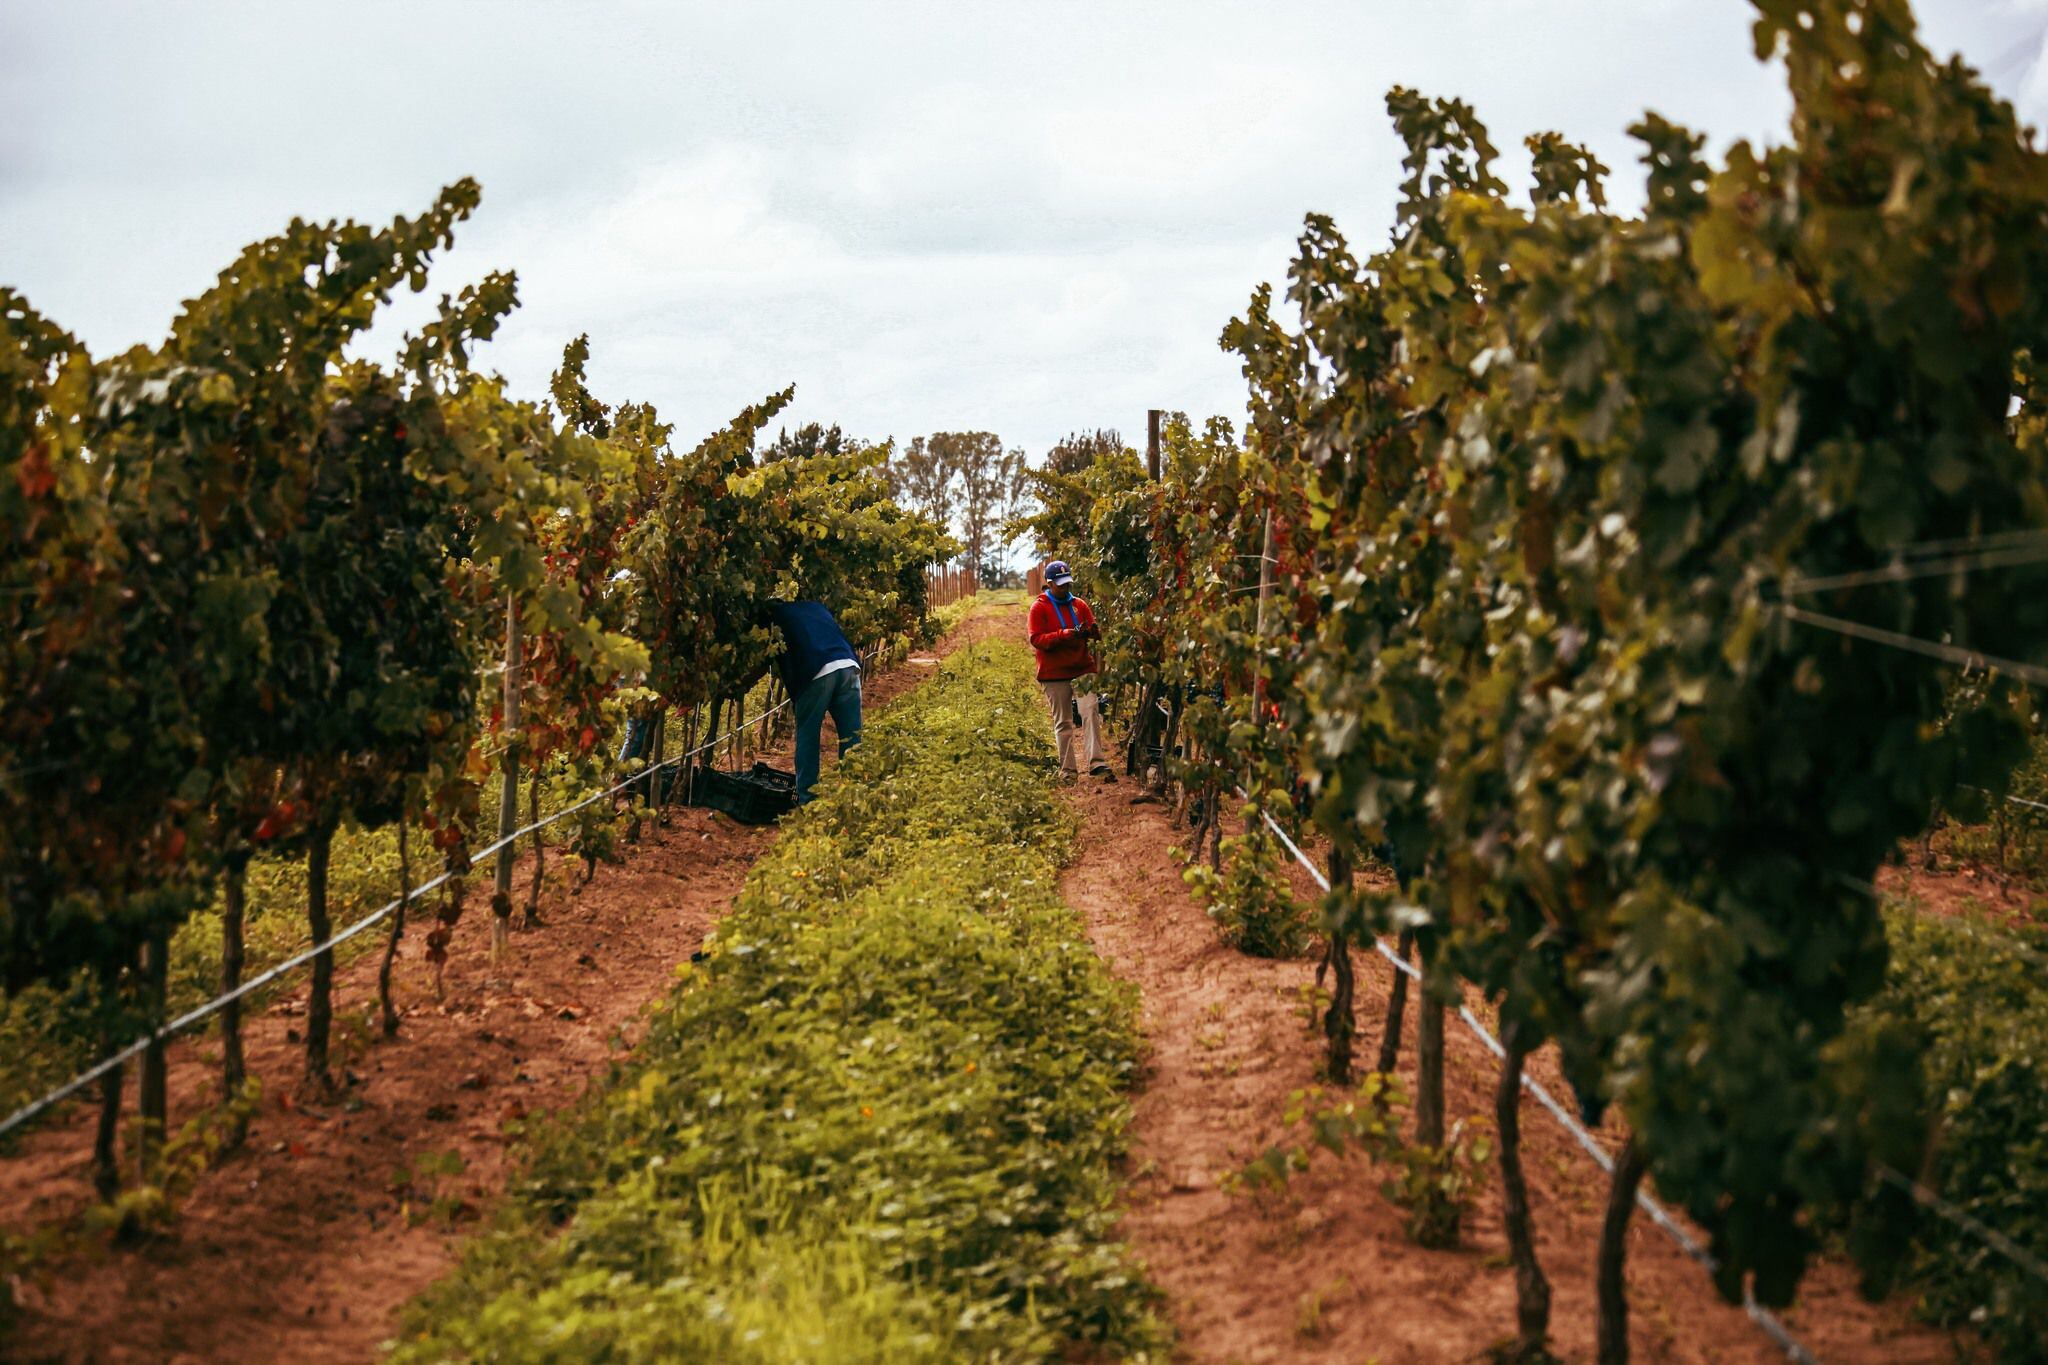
[1044,63,1342,202]
[4,0,2044,466]
[598,149,836,280]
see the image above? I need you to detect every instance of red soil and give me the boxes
[1062,776,1967,1363]
[1878,845,2047,932]
[0,614,988,1365]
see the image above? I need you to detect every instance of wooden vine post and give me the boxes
[683,705,699,808]
[137,932,168,1180]
[491,592,521,963]
[648,711,667,828]
[1415,966,1445,1149]
[524,775,545,923]
[704,697,724,773]
[303,815,339,1094]
[220,845,251,1138]
[378,820,411,1037]
[92,1036,121,1200]
[1250,504,1277,836]
[1251,501,1277,824]
[1323,847,1356,1083]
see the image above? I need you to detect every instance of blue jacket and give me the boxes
[769,601,856,696]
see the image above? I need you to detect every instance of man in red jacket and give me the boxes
[1027,560,1112,782]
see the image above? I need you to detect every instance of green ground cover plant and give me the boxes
[1847,908,2048,1359]
[391,633,1162,1363]
[1180,806,1314,959]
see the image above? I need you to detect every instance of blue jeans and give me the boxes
[793,667,862,804]
[617,715,652,763]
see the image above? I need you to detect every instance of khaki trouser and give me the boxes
[1040,678,1104,774]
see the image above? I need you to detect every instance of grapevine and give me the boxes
[0,181,953,1199]
[1058,1,2048,1354]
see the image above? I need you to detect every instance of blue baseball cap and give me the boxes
[1044,560,1074,585]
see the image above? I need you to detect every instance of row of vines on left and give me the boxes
[0,180,956,1203]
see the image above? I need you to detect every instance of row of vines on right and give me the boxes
[1039,1,2048,1359]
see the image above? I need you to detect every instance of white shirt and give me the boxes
[813,657,860,681]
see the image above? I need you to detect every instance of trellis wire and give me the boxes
[1874,1165,2048,1287]
[1779,603,2048,690]
[1960,782,2048,815]
[1780,532,2048,595]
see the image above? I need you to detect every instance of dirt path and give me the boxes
[1060,776,1959,1363]
[0,608,998,1365]
[1877,844,2046,931]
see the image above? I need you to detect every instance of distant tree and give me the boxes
[941,433,1011,587]
[987,447,1031,585]
[1045,428,1123,476]
[890,434,959,531]
[992,448,1035,584]
[890,431,1030,585]
[767,421,859,462]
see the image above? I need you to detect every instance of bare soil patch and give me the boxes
[0,608,996,1365]
[1061,779,1961,1363]
[1878,844,2047,932]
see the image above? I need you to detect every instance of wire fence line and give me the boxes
[1890,526,2048,559]
[1248,802,1820,1364]
[1875,1165,2048,1288]
[1778,603,2048,691]
[1779,532,2048,596]
[1954,781,2048,816]
[0,694,795,1144]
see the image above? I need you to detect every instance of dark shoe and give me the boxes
[1090,764,1116,782]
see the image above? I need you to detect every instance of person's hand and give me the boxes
[1081,622,1101,640]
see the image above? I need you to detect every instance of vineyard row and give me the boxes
[1021,1,2048,1356]
[1,185,962,1209]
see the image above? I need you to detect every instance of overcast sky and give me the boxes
[6,1,2048,464]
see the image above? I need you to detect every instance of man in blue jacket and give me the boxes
[769,600,862,804]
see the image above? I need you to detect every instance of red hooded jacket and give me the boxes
[1027,590,1099,682]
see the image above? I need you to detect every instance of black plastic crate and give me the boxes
[686,761,798,825]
